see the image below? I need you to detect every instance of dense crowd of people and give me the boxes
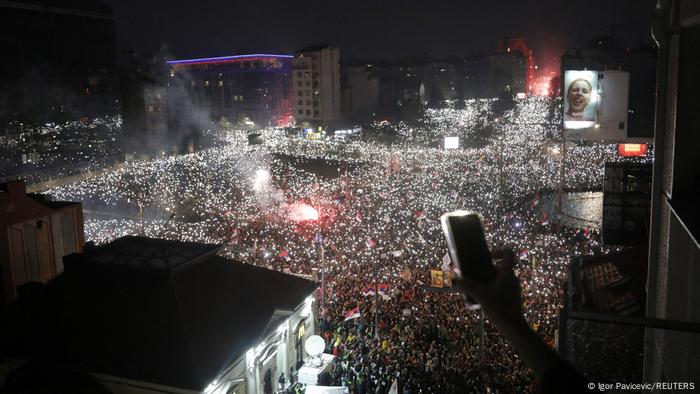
[45,97,652,393]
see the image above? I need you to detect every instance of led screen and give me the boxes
[444,136,459,149]
[563,70,598,130]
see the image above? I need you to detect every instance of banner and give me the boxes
[430,270,444,288]
[344,306,361,321]
[442,271,452,288]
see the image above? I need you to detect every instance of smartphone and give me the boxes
[441,211,496,285]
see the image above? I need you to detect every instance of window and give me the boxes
[298,109,303,114]
[298,91,303,97]
[314,110,319,116]
[306,100,311,105]
[305,80,310,86]
[147,105,155,112]
[306,110,311,115]
[297,81,302,87]
[298,100,303,105]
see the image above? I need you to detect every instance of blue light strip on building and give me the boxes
[166,54,293,66]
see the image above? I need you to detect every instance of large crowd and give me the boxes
[44,97,652,393]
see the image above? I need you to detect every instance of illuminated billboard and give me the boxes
[563,70,633,142]
[617,143,648,157]
[563,70,598,130]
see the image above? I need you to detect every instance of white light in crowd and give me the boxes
[444,136,459,150]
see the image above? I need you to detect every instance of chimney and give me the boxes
[4,180,27,200]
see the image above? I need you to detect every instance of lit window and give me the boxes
[205,81,209,86]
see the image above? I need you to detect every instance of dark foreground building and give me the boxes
[0,180,84,305]
[0,236,317,394]
[0,0,119,130]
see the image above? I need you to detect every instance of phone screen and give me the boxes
[442,212,495,284]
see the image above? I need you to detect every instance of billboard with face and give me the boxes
[563,70,598,130]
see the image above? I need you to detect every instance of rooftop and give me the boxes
[166,53,293,67]
[0,236,318,391]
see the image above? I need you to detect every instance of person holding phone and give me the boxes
[442,211,588,393]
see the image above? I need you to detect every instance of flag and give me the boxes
[366,238,376,249]
[519,249,529,261]
[443,271,452,287]
[362,286,376,296]
[344,306,361,321]
[388,379,399,394]
[314,231,324,244]
[278,250,291,262]
[355,212,363,222]
[378,283,391,300]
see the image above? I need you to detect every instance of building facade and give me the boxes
[0,180,85,304]
[645,0,700,385]
[341,65,380,122]
[292,45,341,128]
[0,0,119,130]
[167,54,294,128]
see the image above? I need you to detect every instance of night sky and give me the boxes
[104,0,656,72]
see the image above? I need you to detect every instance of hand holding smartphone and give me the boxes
[441,211,496,309]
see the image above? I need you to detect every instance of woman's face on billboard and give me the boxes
[567,79,592,113]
